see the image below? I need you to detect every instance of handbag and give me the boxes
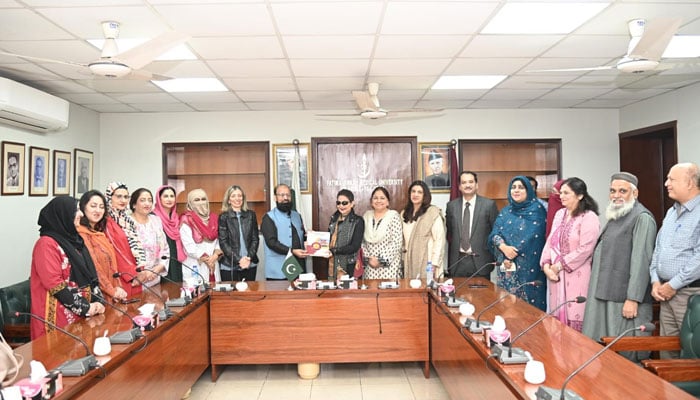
[353,248,365,279]
[0,332,23,388]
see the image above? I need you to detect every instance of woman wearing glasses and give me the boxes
[327,189,365,281]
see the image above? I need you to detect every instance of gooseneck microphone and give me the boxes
[465,280,543,333]
[114,271,171,321]
[139,266,191,307]
[181,262,211,290]
[454,261,499,291]
[17,312,98,376]
[446,261,498,307]
[494,296,587,364]
[90,292,144,344]
[535,322,655,400]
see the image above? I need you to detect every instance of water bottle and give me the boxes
[426,261,434,285]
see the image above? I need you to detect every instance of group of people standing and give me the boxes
[29,183,258,339]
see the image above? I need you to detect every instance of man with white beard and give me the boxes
[582,172,656,362]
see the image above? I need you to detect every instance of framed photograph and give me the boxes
[29,146,50,196]
[1,141,25,195]
[273,143,311,194]
[53,150,71,195]
[419,142,451,193]
[74,148,93,198]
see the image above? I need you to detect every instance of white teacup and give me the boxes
[93,336,112,356]
[409,279,422,289]
[235,281,249,291]
[459,302,475,316]
[524,360,546,384]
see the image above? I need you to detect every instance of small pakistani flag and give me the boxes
[282,251,303,281]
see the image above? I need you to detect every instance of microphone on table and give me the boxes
[535,322,655,400]
[114,271,172,321]
[181,262,211,291]
[90,292,144,344]
[465,280,543,333]
[447,261,499,307]
[493,296,586,364]
[141,266,191,307]
[17,312,98,376]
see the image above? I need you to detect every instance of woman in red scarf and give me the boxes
[180,188,223,284]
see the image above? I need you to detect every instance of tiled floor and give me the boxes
[189,362,449,400]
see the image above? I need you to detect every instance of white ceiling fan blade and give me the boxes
[389,108,445,114]
[0,51,87,68]
[628,18,682,61]
[315,112,362,117]
[117,31,189,70]
[527,66,615,73]
[352,90,378,111]
[127,69,174,81]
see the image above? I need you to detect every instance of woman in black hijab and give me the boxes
[30,196,106,339]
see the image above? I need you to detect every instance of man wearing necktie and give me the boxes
[445,171,499,278]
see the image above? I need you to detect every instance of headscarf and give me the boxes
[153,185,186,262]
[181,188,218,242]
[546,179,565,237]
[105,181,147,266]
[38,196,98,288]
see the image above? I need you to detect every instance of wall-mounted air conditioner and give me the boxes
[0,77,70,133]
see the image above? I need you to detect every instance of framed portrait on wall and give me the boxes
[74,148,93,198]
[29,146,50,196]
[419,142,451,193]
[1,141,25,195]
[53,150,71,196]
[273,143,311,194]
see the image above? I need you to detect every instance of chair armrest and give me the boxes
[600,336,680,352]
[642,359,700,381]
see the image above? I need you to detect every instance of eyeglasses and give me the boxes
[276,193,291,199]
[336,200,350,206]
[113,194,130,200]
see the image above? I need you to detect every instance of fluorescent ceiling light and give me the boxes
[432,75,507,90]
[153,78,228,93]
[483,2,610,34]
[663,36,700,58]
[87,39,196,60]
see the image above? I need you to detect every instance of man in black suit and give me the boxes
[445,171,499,278]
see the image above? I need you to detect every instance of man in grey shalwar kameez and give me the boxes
[582,172,656,362]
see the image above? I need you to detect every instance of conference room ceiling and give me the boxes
[1,1,699,114]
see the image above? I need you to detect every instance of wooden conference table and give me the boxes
[209,280,430,380]
[431,277,694,400]
[13,282,209,400]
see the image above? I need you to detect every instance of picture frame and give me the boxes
[29,146,50,196]
[273,143,311,194]
[53,150,71,196]
[1,141,25,195]
[419,142,452,193]
[74,148,93,198]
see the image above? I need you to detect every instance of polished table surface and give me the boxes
[12,282,209,400]
[431,277,695,400]
[209,279,429,380]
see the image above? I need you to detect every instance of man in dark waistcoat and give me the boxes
[582,172,657,362]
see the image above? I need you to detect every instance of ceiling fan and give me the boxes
[529,18,683,74]
[0,21,188,81]
[317,82,443,120]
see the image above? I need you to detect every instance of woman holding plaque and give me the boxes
[328,189,365,280]
[362,186,402,279]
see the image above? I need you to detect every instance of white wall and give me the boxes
[620,81,700,165]
[0,104,100,286]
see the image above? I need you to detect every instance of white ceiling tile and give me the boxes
[498,75,576,90]
[78,79,161,93]
[24,0,143,5]
[236,91,300,102]
[625,74,700,89]
[370,59,450,76]
[522,99,584,108]
[110,92,179,103]
[374,35,469,59]
[145,60,216,78]
[366,76,438,90]
[538,88,613,100]
[469,99,531,109]
[35,79,96,93]
[246,102,304,111]
[34,63,94,79]
[296,77,365,91]
[0,63,61,81]
[284,36,374,59]
[524,57,618,73]
[82,103,137,112]
[188,102,250,111]
[422,89,488,100]
[382,2,499,34]
[415,100,472,109]
[576,2,700,35]
[543,35,630,58]
[272,2,383,35]
[446,58,532,75]
[461,35,564,58]
[598,88,672,100]
[481,89,551,100]
[572,99,639,108]
[374,89,425,101]
[304,101,356,110]
[565,74,647,89]
[290,59,369,77]
[208,60,291,78]
[0,9,73,40]
[37,6,169,38]
[224,77,296,91]
[0,40,98,63]
[154,4,275,36]
[170,91,240,103]
[60,93,120,104]
[299,91,352,102]
[131,103,194,112]
[189,37,284,59]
